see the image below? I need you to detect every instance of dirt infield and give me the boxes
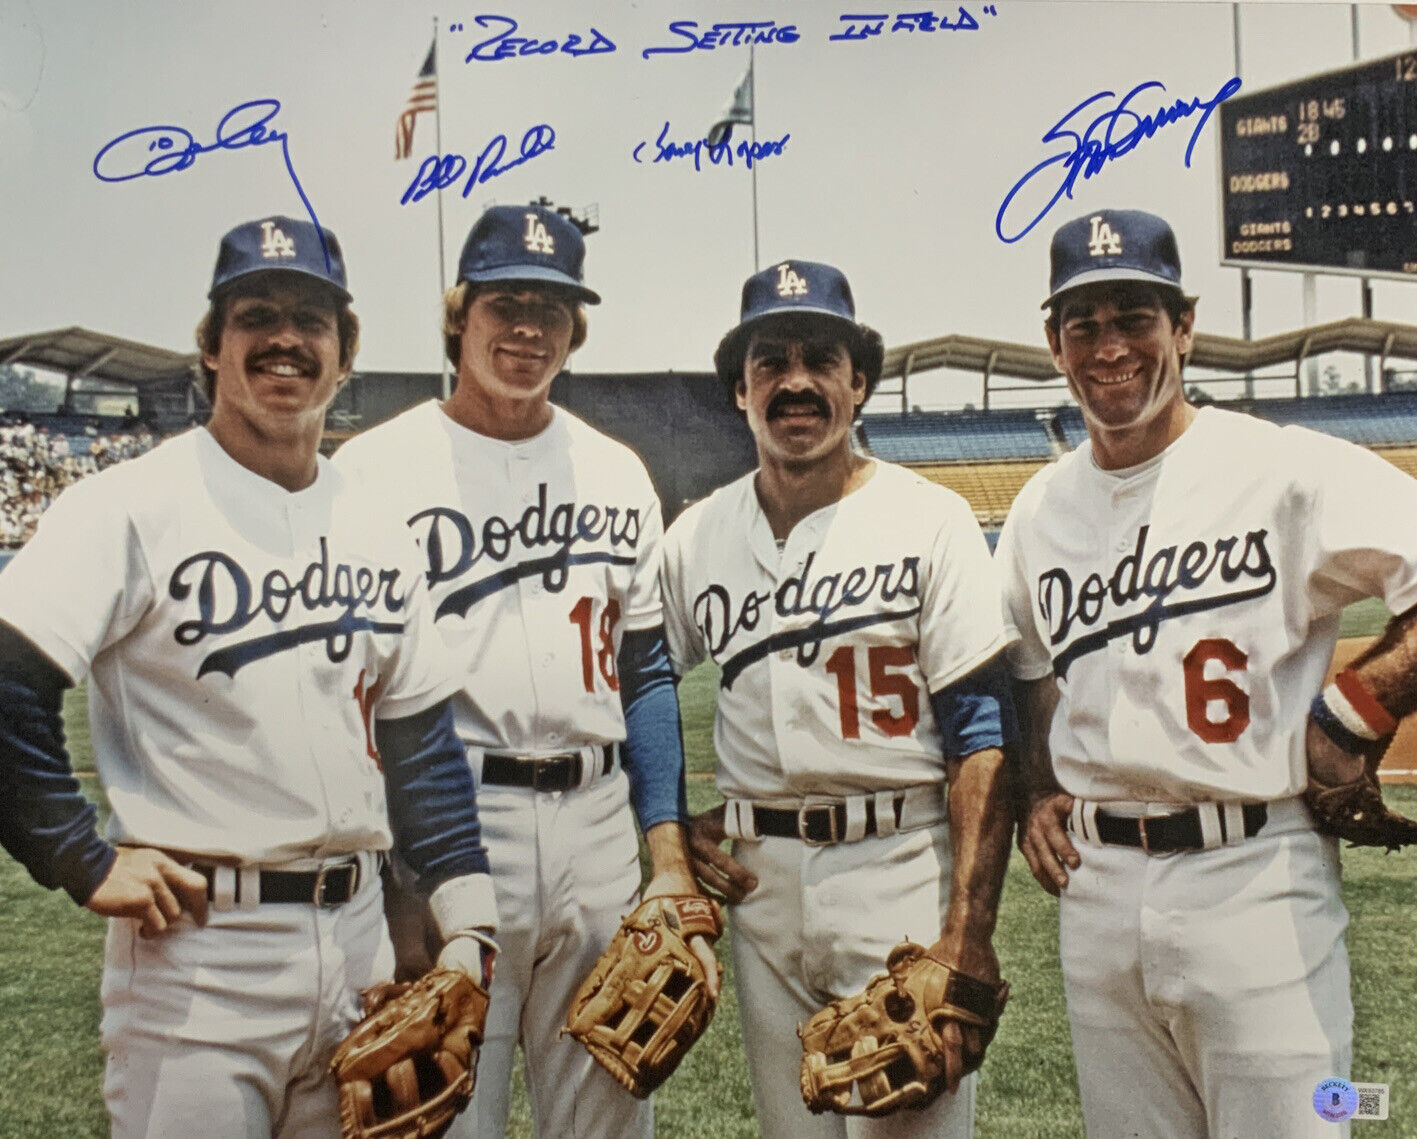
[1332,637,1417,785]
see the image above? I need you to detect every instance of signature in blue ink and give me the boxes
[642,20,799,59]
[995,76,1242,244]
[463,14,615,61]
[401,125,556,205]
[632,123,790,171]
[92,99,330,268]
[829,6,993,41]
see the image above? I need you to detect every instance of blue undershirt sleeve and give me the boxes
[0,622,116,905]
[618,624,689,831]
[929,655,1021,760]
[377,698,490,894]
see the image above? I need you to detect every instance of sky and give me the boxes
[2,0,1415,410]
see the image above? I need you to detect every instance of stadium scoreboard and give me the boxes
[1219,50,1417,280]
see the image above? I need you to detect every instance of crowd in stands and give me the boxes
[1,421,155,546]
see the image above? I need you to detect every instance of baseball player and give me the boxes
[0,215,498,1139]
[662,260,1017,1138]
[334,201,715,1139]
[999,207,1417,1137]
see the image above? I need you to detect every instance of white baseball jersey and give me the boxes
[997,405,1417,804]
[0,427,460,862]
[333,401,663,752]
[661,460,1009,801]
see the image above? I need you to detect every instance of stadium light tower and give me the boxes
[530,195,599,237]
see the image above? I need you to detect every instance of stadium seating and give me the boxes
[859,393,1417,531]
[1244,392,1417,447]
[858,410,1055,462]
[1374,446,1417,480]
[907,460,1048,527]
[1055,406,1088,449]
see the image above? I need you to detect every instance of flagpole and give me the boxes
[432,16,451,400]
[749,42,760,273]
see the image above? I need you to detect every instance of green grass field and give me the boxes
[2,668,1415,1137]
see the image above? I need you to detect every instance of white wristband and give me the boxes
[1323,682,1383,742]
[428,873,498,942]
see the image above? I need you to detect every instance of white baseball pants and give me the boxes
[1060,798,1352,1139]
[99,850,391,1139]
[448,769,651,1139]
[729,821,976,1139]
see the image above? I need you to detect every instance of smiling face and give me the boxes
[1046,281,1196,468]
[202,276,349,445]
[456,286,576,409]
[737,318,866,469]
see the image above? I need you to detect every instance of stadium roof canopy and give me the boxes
[883,318,1417,383]
[0,327,197,386]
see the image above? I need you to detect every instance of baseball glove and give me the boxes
[799,941,1009,1117]
[1304,750,1417,852]
[330,968,490,1139]
[562,894,723,1098]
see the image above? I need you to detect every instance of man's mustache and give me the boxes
[767,390,829,418]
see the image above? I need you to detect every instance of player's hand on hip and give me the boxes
[1020,791,1079,896]
[686,804,757,905]
[641,868,723,998]
[86,847,209,936]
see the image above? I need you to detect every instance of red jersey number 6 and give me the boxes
[1182,637,1249,744]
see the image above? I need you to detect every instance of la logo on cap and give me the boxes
[259,220,296,260]
[1087,215,1122,258]
[776,262,808,297]
[523,213,555,255]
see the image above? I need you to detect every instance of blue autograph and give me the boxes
[642,20,799,59]
[462,14,615,61]
[92,99,330,268]
[632,123,790,171]
[828,6,994,40]
[401,125,556,205]
[995,76,1243,244]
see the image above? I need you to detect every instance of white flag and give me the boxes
[707,64,754,148]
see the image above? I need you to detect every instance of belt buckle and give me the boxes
[1137,817,1152,856]
[531,756,572,792]
[314,860,357,907]
[798,805,839,846]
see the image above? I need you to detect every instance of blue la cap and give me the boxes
[208,215,351,301]
[456,203,600,304]
[731,260,859,332]
[1043,209,1184,309]
[713,260,883,395]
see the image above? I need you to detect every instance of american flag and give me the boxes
[395,41,437,160]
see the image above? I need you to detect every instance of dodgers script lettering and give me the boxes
[408,484,643,619]
[695,553,922,688]
[168,539,407,678]
[1040,525,1277,677]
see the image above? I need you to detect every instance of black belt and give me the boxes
[1091,803,1268,853]
[481,744,615,792]
[193,858,362,907]
[751,797,906,845]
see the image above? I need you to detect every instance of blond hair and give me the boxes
[442,280,588,368]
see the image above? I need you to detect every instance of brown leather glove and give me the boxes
[562,895,723,1098]
[1305,755,1417,851]
[330,968,490,1139]
[799,940,1009,1117]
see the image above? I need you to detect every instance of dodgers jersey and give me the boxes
[661,461,1009,800]
[0,428,461,863]
[333,402,662,752]
[997,405,1417,804]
